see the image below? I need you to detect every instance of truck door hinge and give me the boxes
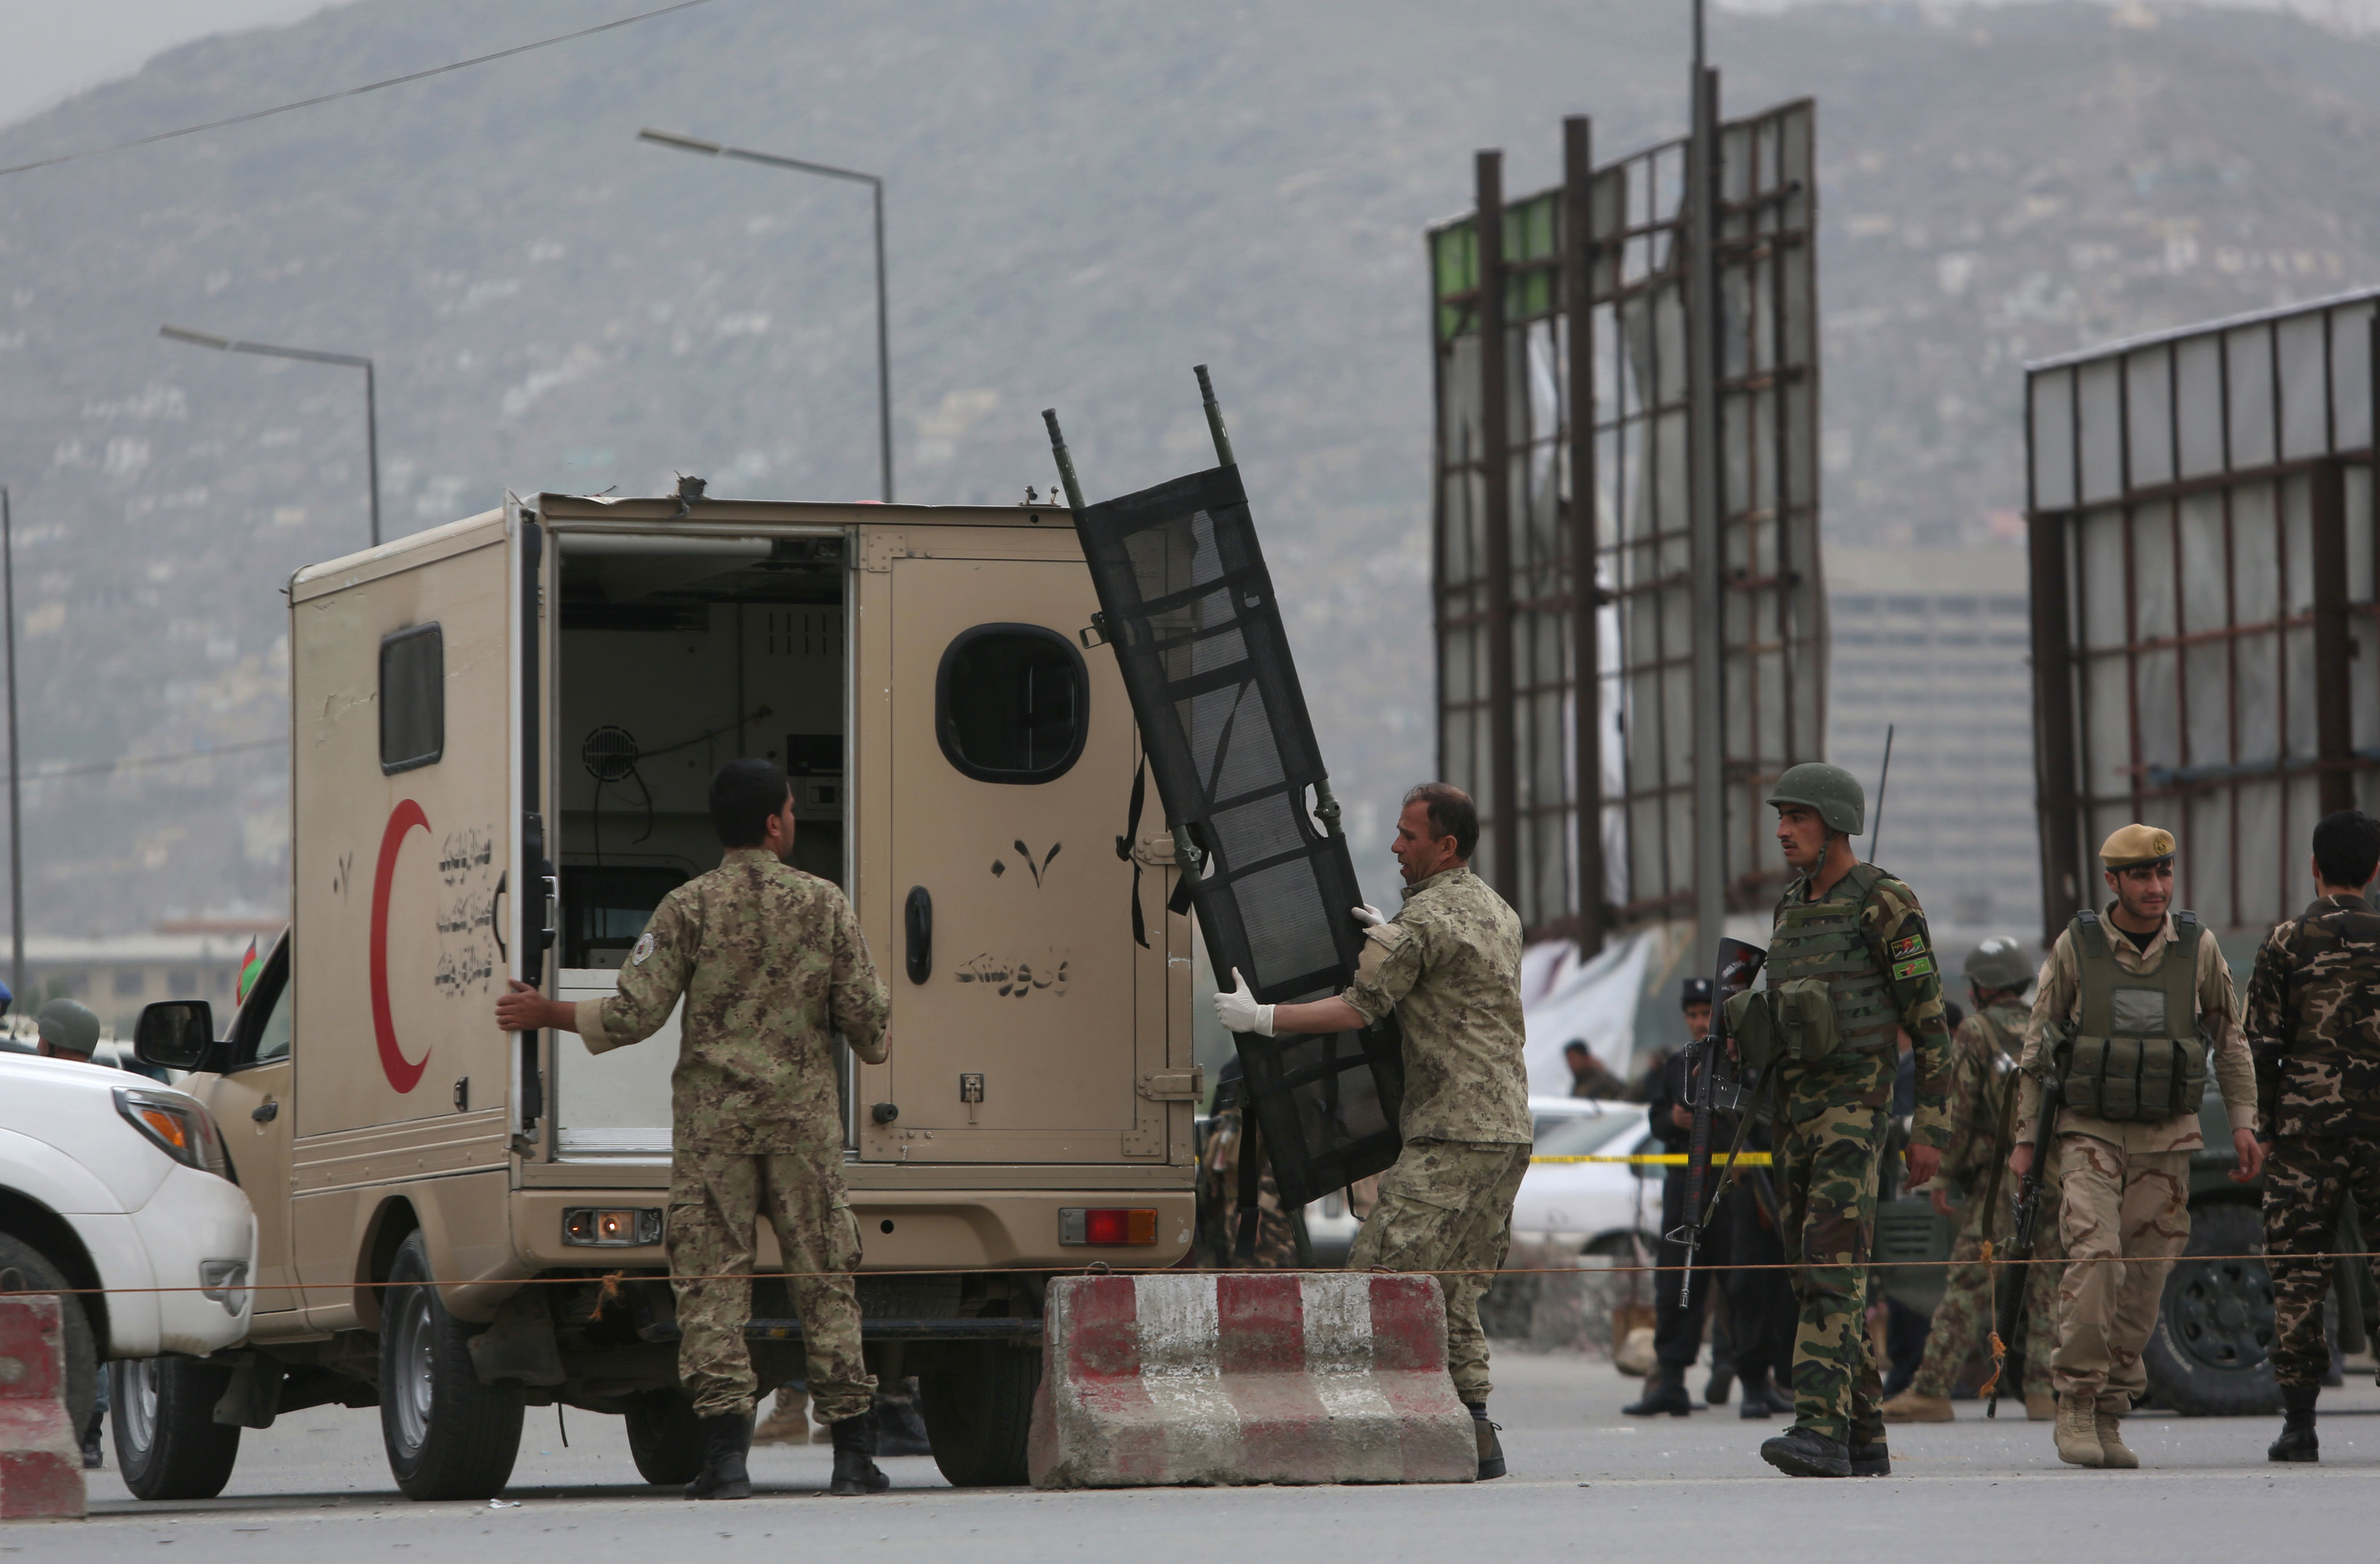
[1130,833,1176,868]
[860,531,907,573]
[1136,1067,1204,1102]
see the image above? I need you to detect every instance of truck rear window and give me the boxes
[380,623,445,774]
[936,625,1087,783]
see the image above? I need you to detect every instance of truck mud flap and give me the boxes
[1070,453,1403,1211]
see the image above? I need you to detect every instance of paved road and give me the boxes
[22,1355,2376,1560]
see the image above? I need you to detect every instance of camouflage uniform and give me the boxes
[1199,1098,1298,1268]
[1768,868,1953,1447]
[2243,892,2380,1391]
[2016,909,2256,1405]
[1340,865,1531,1403]
[577,845,889,1421]
[1908,1000,2063,1400]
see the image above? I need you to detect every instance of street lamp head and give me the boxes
[159,324,233,351]
[638,127,723,156]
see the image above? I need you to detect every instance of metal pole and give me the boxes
[2,487,22,1002]
[1563,114,1605,957]
[1685,2,1729,962]
[1868,723,1895,862]
[872,180,894,503]
[1475,150,1521,909]
[364,358,381,547]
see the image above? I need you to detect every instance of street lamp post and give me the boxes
[1,487,20,1004]
[159,325,381,547]
[639,127,894,504]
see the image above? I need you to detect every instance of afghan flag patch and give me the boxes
[1887,933,1929,961]
[1892,954,1936,982]
[235,938,266,1006]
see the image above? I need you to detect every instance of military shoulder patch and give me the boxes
[1892,954,1936,982]
[1887,933,1929,961]
[632,931,656,966]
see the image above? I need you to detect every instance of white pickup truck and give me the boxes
[0,1054,256,1482]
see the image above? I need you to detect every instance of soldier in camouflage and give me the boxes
[2013,823,2262,1470]
[1197,1057,1300,1269]
[1882,938,2062,1424]
[1753,763,1953,1479]
[1214,782,1528,1482]
[2245,808,2380,1465]
[498,758,891,1502]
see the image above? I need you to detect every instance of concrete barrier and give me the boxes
[1028,1271,1477,1487]
[0,1295,85,1519]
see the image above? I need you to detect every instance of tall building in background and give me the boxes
[1826,547,2038,936]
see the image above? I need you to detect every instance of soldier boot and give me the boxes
[2269,1384,2318,1464]
[1620,1365,1695,1417]
[2094,1392,2138,1468]
[2024,1390,2056,1421]
[829,1412,892,1496]
[1759,1425,1851,1478]
[1880,1388,1953,1423]
[1737,1364,1776,1421]
[684,1411,753,1500]
[2053,1393,2104,1468]
[1848,1439,1890,1477]
[1704,1365,1734,1407]
[1466,1402,1507,1480]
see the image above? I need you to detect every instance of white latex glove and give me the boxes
[1352,902,1386,928]
[1212,967,1275,1036]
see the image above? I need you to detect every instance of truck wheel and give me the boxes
[112,1355,241,1500]
[2143,1201,2281,1417]
[622,1387,705,1485]
[377,1232,524,1499]
[920,1343,1040,1487]
[0,1232,98,1437]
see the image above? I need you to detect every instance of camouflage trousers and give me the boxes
[2050,1135,2190,1404]
[1346,1138,1530,1403]
[2263,1135,2380,1389]
[1774,1048,1895,1447]
[1204,1104,1299,1267]
[1910,1180,2063,1400]
[666,1149,877,1421]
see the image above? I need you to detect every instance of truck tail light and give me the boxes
[563,1207,663,1247]
[1059,1207,1158,1246]
[114,1088,232,1182]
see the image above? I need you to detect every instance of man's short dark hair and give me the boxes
[1403,783,1478,861]
[1563,1040,1590,1056]
[2313,810,2380,890]
[710,758,792,848]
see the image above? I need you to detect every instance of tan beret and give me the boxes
[2100,823,2176,869]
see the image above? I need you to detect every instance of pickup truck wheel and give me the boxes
[920,1342,1040,1487]
[112,1356,240,1500]
[0,1233,97,1437]
[377,1232,524,1499]
[2142,1201,2282,1418]
[621,1387,705,1485]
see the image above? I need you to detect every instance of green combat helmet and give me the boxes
[1765,762,1865,837]
[37,998,102,1059]
[1962,936,2035,994]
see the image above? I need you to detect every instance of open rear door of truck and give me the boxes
[1073,463,1402,1208]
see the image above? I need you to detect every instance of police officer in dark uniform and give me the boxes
[1623,978,1735,1414]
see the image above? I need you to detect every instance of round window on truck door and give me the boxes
[935,624,1089,783]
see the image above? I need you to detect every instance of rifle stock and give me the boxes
[1986,1050,2063,1419]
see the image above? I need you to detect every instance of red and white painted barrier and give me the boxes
[0,1296,85,1519]
[1027,1271,1477,1487]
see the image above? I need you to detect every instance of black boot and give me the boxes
[2270,1384,2319,1464]
[1737,1364,1774,1421]
[683,1411,753,1500]
[1848,1434,1890,1477]
[1759,1424,1851,1478]
[1762,1371,1798,1416]
[1621,1366,1695,1417]
[829,1411,892,1495]
[1704,1364,1734,1407]
[1465,1401,1507,1481]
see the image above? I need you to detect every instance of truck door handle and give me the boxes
[251,1100,279,1123]
[904,886,931,984]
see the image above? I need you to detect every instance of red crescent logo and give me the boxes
[369,799,431,1094]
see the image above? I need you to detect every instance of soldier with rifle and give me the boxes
[1744,763,1953,1478]
[1882,938,2062,1423]
[2011,823,2263,1468]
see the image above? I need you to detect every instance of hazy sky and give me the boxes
[1,0,2373,135]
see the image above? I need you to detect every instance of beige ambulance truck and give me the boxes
[127,492,1199,1501]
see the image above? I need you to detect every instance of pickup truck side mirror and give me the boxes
[135,1000,217,1071]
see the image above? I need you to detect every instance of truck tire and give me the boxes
[622,1387,705,1485]
[377,1231,524,1499]
[920,1342,1040,1487]
[111,1355,241,1500]
[2143,1200,2282,1418]
[0,1232,98,1437]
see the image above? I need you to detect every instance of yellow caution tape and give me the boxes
[1531,1153,1774,1166]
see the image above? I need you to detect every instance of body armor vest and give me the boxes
[1767,862,1899,1055]
[2060,908,2208,1123]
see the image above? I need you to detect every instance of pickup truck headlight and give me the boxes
[115,1088,234,1182]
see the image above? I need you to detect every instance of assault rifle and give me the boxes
[1669,938,1769,1309]
[1986,1036,2064,1419]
